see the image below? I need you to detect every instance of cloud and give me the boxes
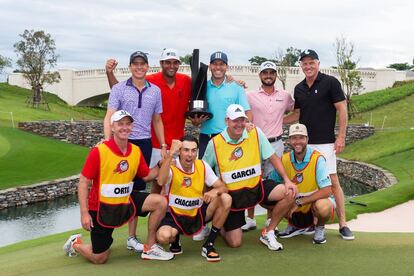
[0,0,413,72]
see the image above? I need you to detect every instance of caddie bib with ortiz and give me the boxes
[97,143,141,228]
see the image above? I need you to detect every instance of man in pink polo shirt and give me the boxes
[243,61,294,231]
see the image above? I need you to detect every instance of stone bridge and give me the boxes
[8,66,406,106]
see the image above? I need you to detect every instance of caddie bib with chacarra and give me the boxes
[282,149,322,215]
[168,160,205,236]
[213,127,263,211]
[97,143,140,228]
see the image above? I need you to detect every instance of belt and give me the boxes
[268,135,282,143]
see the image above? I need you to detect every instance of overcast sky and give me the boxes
[0,0,413,72]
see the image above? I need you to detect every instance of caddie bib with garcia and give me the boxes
[213,127,263,211]
[96,143,140,228]
[168,160,205,236]
[282,149,322,226]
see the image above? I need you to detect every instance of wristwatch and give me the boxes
[161,143,167,148]
[295,197,303,207]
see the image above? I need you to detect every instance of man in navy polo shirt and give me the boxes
[103,51,167,252]
[284,49,354,240]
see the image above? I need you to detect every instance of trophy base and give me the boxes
[185,110,213,120]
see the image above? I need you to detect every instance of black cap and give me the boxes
[129,51,148,64]
[299,49,319,61]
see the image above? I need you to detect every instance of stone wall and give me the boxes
[18,121,103,148]
[18,120,374,148]
[0,175,79,209]
[337,158,397,190]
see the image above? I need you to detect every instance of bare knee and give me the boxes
[91,253,108,264]
[156,229,173,244]
[220,193,232,209]
[227,239,242,248]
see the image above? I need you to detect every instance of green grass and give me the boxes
[0,83,104,126]
[352,82,414,113]
[1,216,414,275]
[350,94,414,130]
[0,127,89,189]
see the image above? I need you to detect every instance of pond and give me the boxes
[0,174,376,247]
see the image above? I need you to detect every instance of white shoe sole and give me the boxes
[241,225,257,232]
[141,253,174,261]
[127,245,144,253]
[279,228,307,239]
[259,236,283,251]
[313,239,327,244]
[340,234,355,240]
[201,250,221,262]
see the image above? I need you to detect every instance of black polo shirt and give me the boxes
[294,72,345,144]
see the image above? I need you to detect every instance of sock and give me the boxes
[172,234,180,245]
[204,226,220,247]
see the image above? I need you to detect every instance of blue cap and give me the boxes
[130,51,148,64]
[210,51,228,64]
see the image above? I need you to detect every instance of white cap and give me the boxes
[110,110,134,124]
[289,123,308,137]
[259,61,277,73]
[160,48,180,61]
[226,104,248,120]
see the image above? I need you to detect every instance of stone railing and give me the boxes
[0,175,79,209]
[337,158,397,190]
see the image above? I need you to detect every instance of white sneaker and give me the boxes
[260,229,283,251]
[127,236,144,252]
[63,233,82,257]
[264,218,279,234]
[241,217,257,232]
[193,225,210,241]
[141,244,174,261]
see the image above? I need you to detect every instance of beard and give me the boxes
[261,78,276,87]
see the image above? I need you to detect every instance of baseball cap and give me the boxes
[289,123,308,137]
[129,51,148,64]
[299,49,319,61]
[259,61,277,73]
[110,110,134,124]
[210,51,228,64]
[226,104,248,120]
[160,48,180,62]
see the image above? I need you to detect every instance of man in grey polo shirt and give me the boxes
[103,50,167,253]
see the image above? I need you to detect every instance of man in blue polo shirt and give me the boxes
[103,50,166,253]
[190,51,252,159]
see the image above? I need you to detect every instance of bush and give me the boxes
[353,82,414,113]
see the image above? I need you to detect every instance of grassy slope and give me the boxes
[0,217,413,275]
[0,127,89,189]
[339,91,414,220]
[0,83,104,125]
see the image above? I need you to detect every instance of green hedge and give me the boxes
[352,82,414,113]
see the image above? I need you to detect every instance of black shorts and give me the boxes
[129,138,152,191]
[260,179,280,206]
[223,210,245,232]
[89,191,150,254]
[159,203,209,234]
[290,209,314,228]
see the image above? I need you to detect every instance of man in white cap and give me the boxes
[203,104,297,251]
[268,123,336,244]
[243,61,295,231]
[63,110,173,263]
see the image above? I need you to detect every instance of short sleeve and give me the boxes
[81,147,100,180]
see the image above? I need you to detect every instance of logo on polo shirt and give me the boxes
[181,177,192,188]
[114,160,129,174]
[229,147,243,161]
[293,172,303,184]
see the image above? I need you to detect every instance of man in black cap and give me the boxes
[284,49,354,241]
